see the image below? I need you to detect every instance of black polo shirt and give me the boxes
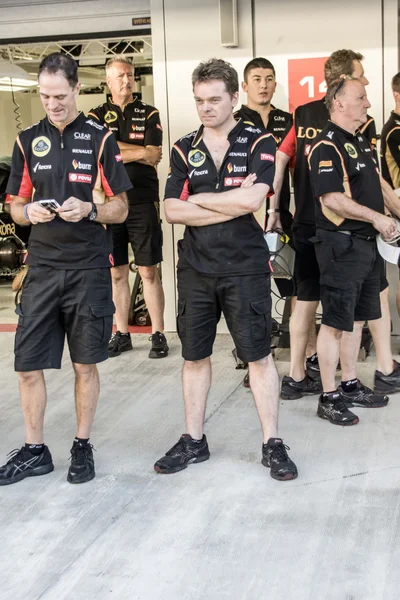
[280,98,377,226]
[234,104,292,230]
[6,112,132,268]
[308,120,384,236]
[89,97,162,204]
[165,119,276,276]
[381,111,400,189]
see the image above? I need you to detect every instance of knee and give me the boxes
[184,358,209,371]
[17,370,42,386]
[138,265,158,284]
[111,266,128,285]
[73,363,98,378]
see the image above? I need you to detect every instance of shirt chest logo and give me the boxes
[224,177,246,186]
[104,110,118,124]
[72,159,92,171]
[344,143,358,158]
[32,136,51,157]
[188,149,206,167]
[69,173,92,184]
[227,162,246,173]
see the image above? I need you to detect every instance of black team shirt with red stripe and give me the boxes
[308,120,384,236]
[165,119,276,276]
[6,112,132,268]
[279,98,377,226]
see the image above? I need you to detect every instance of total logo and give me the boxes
[260,153,274,162]
[69,173,92,184]
[74,132,91,140]
[72,159,92,170]
[33,162,51,172]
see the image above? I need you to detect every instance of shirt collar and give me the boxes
[191,118,243,148]
[327,119,358,140]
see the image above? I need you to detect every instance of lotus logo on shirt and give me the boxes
[188,149,206,167]
[72,159,92,170]
[32,136,51,157]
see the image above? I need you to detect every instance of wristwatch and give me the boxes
[87,203,98,221]
[267,208,280,214]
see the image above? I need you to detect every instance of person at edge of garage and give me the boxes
[88,57,168,359]
[0,53,132,486]
[234,56,294,388]
[271,49,400,401]
[381,71,400,325]
[308,77,400,425]
[153,58,298,481]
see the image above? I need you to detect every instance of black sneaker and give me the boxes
[280,374,322,400]
[374,361,400,395]
[154,434,210,474]
[262,438,298,481]
[306,353,340,379]
[149,331,169,359]
[67,441,95,484]
[317,392,359,425]
[108,331,133,358]
[0,445,54,486]
[338,380,389,408]
[243,372,250,388]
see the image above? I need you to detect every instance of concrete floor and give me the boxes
[1,323,400,600]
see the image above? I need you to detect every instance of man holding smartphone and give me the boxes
[0,52,132,486]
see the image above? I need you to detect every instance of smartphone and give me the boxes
[37,199,61,213]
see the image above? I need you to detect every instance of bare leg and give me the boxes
[306,320,318,359]
[138,265,165,333]
[369,287,394,375]
[111,264,130,333]
[317,325,342,392]
[397,281,400,317]
[182,358,211,439]
[73,363,100,439]
[289,300,319,381]
[18,370,47,444]
[340,321,363,382]
[248,354,279,442]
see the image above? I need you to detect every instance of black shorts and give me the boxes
[292,224,320,301]
[177,268,272,362]
[111,202,163,267]
[314,230,381,332]
[15,266,114,371]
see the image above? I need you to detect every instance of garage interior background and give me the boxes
[0,0,398,337]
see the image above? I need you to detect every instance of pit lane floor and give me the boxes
[1,325,400,600]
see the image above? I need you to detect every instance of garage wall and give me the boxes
[0,0,150,40]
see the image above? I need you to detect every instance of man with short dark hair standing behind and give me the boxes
[153,58,297,481]
[0,53,132,485]
[308,77,400,423]
[89,57,168,359]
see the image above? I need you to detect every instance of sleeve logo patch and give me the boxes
[319,160,332,167]
[260,153,275,162]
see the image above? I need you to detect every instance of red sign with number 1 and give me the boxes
[288,57,329,113]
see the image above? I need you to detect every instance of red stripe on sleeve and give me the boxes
[18,158,33,198]
[279,125,296,158]
[99,162,114,197]
[180,179,189,201]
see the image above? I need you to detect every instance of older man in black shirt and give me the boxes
[309,77,400,425]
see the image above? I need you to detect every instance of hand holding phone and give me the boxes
[26,199,58,224]
[37,199,61,213]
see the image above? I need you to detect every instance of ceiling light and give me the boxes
[0,85,26,92]
[0,77,36,87]
[0,60,29,79]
